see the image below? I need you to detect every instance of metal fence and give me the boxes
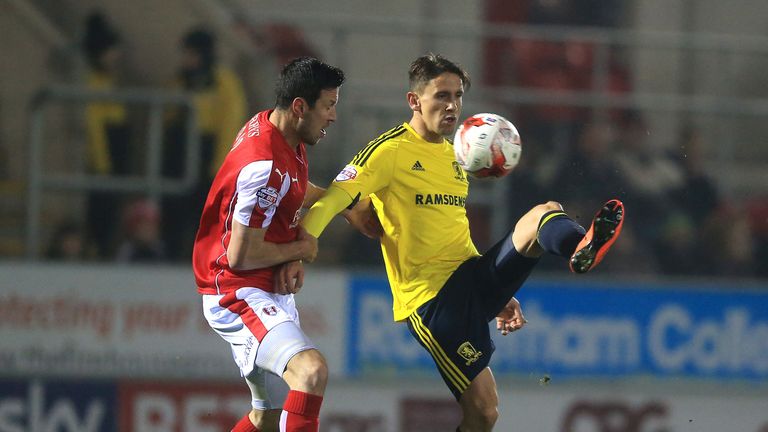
[25,86,200,259]
[23,12,768,257]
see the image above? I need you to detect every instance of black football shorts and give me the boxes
[405,233,539,400]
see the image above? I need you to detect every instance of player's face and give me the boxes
[413,72,464,141]
[297,88,339,146]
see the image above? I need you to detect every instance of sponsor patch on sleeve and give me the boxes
[335,165,358,182]
[256,186,279,209]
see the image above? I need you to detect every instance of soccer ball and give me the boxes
[453,113,522,178]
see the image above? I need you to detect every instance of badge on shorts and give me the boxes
[262,305,278,316]
[335,165,358,182]
[457,341,483,366]
[256,186,279,209]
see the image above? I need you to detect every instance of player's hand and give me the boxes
[496,297,527,336]
[274,260,304,294]
[297,225,318,262]
[343,196,384,239]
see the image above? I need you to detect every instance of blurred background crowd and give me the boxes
[1,0,766,280]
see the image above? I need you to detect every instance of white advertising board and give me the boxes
[0,263,348,379]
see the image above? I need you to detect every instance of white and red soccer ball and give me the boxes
[453,113,522,178]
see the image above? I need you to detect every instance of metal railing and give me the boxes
[338,82,768,239]
[241,13,768,239]
[25,9,768,251]
[26,85,200,259]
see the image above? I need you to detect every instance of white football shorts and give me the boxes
[203,287,316,410]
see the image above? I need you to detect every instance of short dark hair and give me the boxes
[409,53,471,93]
[83,12,121,70]
[182,28,216,70]
[274,57,345,109]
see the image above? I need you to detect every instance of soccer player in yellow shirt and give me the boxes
[301,54,624,431]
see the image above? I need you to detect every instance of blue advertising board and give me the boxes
[347,276,768,382]
[0,378,117,432]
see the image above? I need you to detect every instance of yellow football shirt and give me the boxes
[331,122,480,321]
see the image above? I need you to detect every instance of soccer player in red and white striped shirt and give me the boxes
[192,57,343,432]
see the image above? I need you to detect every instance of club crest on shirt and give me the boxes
[335,165,358,182]
[452,161,467,181]
[256,186,279,209]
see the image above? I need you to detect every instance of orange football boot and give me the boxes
[569,199,625,273]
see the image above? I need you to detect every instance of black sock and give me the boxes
[537,210,586,257]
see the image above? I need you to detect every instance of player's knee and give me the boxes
[479,406,499,428]
[288,350,328,389]
[518,201,562,230]
[305,356,328,388]
[534,201,563,219]
[461,389,499,430]
[512,201,563,254]
[464,404,498,430]
[301,357,328,389]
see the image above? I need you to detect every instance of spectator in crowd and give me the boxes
[232,19,320,70]
[496,0,631,155]
[47,221,93,261]
[549,121,625,219]
[506,130,550,221]
[653,125,721,275]
[699,204,755,277]
[613,112,683,242]
[232,19,321,109]
[669,126,720,228]
[115,199,167,263]
[163,28,247,260]
[82,11,130,258]
[653,210,700,275]
[544,120,659,274]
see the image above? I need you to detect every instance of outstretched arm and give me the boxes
[302,185,383,239]
[227,221,317,270]
[302,181,326,209]
[301,185,357,237]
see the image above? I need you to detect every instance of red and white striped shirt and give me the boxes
[193,110,308,295]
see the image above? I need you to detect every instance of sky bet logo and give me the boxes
[0,379,115,432]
